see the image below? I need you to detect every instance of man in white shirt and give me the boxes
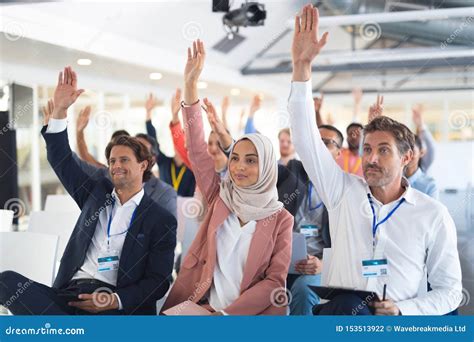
[0,66,177,315]
[287,4,462,315]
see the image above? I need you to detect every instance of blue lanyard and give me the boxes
[367,194,405,243]
[106,200,138,246]
[308,183,323,211]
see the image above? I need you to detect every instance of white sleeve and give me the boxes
[113,293,124,310]
[45,118,68,133]
[287,81,347,210]
[396,207,462,315]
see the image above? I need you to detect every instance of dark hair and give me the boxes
[111,130,130,140]
[105,135,154,182]
[278,128,291,139]
[363,116,415,155]
[318,124,343,147]
[346,122,364,133]
[135,133,159,156]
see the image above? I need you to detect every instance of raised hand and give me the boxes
[77,106,92,132]
[368,94,384,123]
[203,97,233,150]
[249,94,262,117]
[53,66,84,119]
[352,87,363,105]
[412,104,424,130]
[171,88,182,120]
[184,40,205,104]
[221,96,230,130]
[291,4,328,81]
[42,99,54,126]
[145,93,159,120]
[313,94,323,113]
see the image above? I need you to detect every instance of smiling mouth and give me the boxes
[234,174,247,180]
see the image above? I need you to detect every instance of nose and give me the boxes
[367,151,379,164]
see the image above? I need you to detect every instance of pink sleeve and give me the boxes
[182,102,221,205]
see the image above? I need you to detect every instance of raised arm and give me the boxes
[313,94,324,126]
[412,104,436,171]
[169,88,192,169]
[144,93,172,167]
[288,4,346,210]
[76,105,107,168]
[368,94,384,123]
[221,96,230,131]
[182,40,221,204]
[42,67,97,209]
[244,95,261,134]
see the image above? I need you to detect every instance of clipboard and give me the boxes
[308,286,381,302]
[289,232,307,274]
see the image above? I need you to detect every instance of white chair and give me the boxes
[0,232,59,286]
[44,194,80,215]
[27,211,78,262]
[180,216,201,267]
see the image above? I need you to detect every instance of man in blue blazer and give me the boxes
[0,66,177,315]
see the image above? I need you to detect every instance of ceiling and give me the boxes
[0,0,473,102]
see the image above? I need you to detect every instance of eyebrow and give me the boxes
[231,152,258,157]
[363,142,391,147]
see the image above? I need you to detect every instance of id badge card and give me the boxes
[362,258,389,278]
[299,224,319,237]
[98,248,120,273]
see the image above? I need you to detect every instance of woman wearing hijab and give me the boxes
[161,40,294,315]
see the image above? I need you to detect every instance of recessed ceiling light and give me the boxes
[77,59,92,66]
[230,88,240,96]
[149,72,163,80]
[197,81,208,89]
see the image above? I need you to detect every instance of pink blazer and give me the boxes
[161,101,293,315]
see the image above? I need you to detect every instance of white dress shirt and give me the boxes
[209,213,256,312]
[288,80,462,315]
[47,118,145,310]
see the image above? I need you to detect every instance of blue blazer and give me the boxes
[41,127,177,315]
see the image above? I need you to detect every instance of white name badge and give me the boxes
[98,250,120,273]
[299,224,319,237]
[362,258,389,278]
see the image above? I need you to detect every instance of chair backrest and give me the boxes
[180,216,201,267]
[0,232,59,286]
[44,194,80,215]
[28,211,78,261]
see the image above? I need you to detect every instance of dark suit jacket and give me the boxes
[284,159,331,249]
[41,127,177,315]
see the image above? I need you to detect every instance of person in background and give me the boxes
[336,122,364,177]
[162,40,294,315]
[43,99,177,218]
[145,91,196,197]
[288,4,461,315]
[244,94,262,134]
[405,135,439,199]
[278,128,297,166]
[287,124,343,315]
[76,105,130,169]
[412,104,436,172]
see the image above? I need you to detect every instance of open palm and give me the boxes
[54,66,84,111]
[292,5,328,66]
[184,39,205,85]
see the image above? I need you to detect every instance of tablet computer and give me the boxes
[308,286,381,302]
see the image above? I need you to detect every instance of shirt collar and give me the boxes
[111,188,145,207]
[365,177,416,206]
